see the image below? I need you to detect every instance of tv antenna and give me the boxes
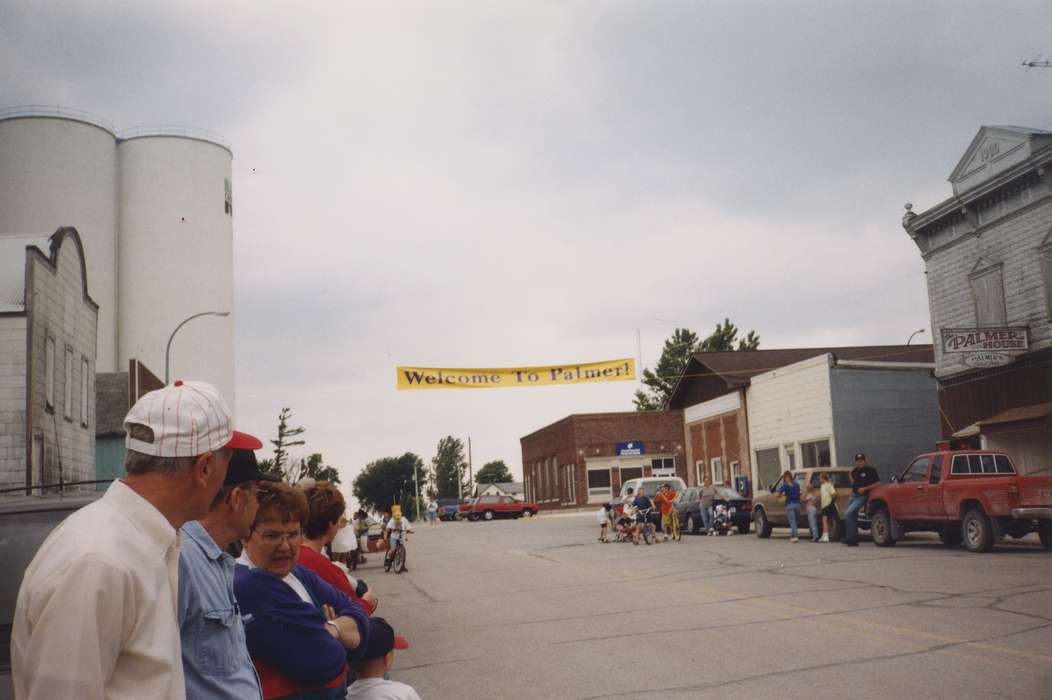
[1022,54,1052,68]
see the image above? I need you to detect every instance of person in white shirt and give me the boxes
[13,380,257,700]
[346,617,420,700]
[383,508,413,570]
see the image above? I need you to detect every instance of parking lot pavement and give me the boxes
[366,514,1052,700]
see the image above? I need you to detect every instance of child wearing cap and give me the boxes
[346,617,419,700]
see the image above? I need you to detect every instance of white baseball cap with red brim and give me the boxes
[124,380,262,457]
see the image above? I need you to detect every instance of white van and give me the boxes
[616,476,686,504]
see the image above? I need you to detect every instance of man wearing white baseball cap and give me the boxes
[13,380,259,700]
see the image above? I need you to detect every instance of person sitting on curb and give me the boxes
[843,452,880,547]
[235,483,370,700]
[345,617,419,700]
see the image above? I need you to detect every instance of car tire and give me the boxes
[685,514,696,535]
[737,522,750,535]
[754,507,772,538]
[1039,521,1052,550]
[870,508,896,547]
[962,508,994,553]
[522,509,533,518]
[483,510,494,521]
[939,525,962,547]
[468,514,479,522]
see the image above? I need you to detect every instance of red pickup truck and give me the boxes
[462,494,539,521]
[866,450,1052,552]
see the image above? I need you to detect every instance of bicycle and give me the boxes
[384,532,408,573]
[637,508,656,545]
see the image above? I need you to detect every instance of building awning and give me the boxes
[978,402,1052,426]
[951,402,1052,438]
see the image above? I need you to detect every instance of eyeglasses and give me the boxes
[256,529,303,544]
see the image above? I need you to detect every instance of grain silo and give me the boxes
[0,107,237,412]
[0,107,120,371]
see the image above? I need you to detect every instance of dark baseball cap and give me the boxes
[359,617,409,660]
[854,452,866,461]
[223,448,281,486]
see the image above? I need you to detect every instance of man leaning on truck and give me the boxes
[843,452,880,547]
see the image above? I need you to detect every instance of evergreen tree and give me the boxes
[263,407,306,478]
[634,320,760,410]
[431,436,471,499]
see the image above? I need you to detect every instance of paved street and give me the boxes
[363,514,1052,699]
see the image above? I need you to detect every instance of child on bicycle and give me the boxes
[631,489,654,545]
[383,506,413,571]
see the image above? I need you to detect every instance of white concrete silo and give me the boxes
[0,108,120,372]
[116,131,236,410]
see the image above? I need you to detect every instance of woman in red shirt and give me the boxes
[299,481,378,614]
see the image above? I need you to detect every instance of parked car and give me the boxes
[751,467,863,541]
[675,485,751,535]
[1,491,102,700]
[464,495,539,521]
[866,450,1052,552]
[612,477,686,531]
[436,498,466,521]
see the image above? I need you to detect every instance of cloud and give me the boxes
[5,1,1050,493]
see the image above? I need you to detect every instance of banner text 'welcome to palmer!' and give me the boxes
[396,358,636,390]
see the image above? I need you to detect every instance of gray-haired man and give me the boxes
[13,380,257,700]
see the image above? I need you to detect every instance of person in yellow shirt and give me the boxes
[819,473,837,543]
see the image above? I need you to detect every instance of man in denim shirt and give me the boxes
[179,444,276,699]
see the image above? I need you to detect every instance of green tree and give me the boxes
[431,436,470,499]
[634,320,760,410]
[474,460,513,485]
[261,407,306,478]
[633,328,700,411]
[699,318,760,352]
[352,452,427,519]
[286,453,341,485]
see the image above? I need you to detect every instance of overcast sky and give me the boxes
[3,1,1051,493]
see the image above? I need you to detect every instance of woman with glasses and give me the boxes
[234,483,371,700]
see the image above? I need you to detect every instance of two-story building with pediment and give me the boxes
[902,126,1052,474]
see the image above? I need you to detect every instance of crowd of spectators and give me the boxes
[12,380,419,700]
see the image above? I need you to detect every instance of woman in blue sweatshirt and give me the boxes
[234,483,370,700]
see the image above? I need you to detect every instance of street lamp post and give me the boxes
[906,328,926,345]
[165,311,231,384]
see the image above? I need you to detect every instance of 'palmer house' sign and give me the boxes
[941,327,1029,353]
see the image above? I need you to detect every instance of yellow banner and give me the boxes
[396,358,636,390]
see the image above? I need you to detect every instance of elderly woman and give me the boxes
[234,483,370,700]
[300,481,378,614]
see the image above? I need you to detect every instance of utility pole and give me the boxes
[468,437,474,497]
[413,459,422,521]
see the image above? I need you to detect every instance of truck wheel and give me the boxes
[870,508,896,547]
[939,526,961,547]
[962,508,994,553]
[754,508,772,538]
[483,510,494,521]
[522,509,533,518]
[1038,522,1052,550]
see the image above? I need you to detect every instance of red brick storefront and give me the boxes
[520,411,684,510]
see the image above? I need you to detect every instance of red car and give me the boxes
[463,495,539,521]
[867,450,1052,552]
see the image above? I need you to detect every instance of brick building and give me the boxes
[0,228,98,494]
[667,346,936,491]
[520,410,684,509]
[902,125,1052,473]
